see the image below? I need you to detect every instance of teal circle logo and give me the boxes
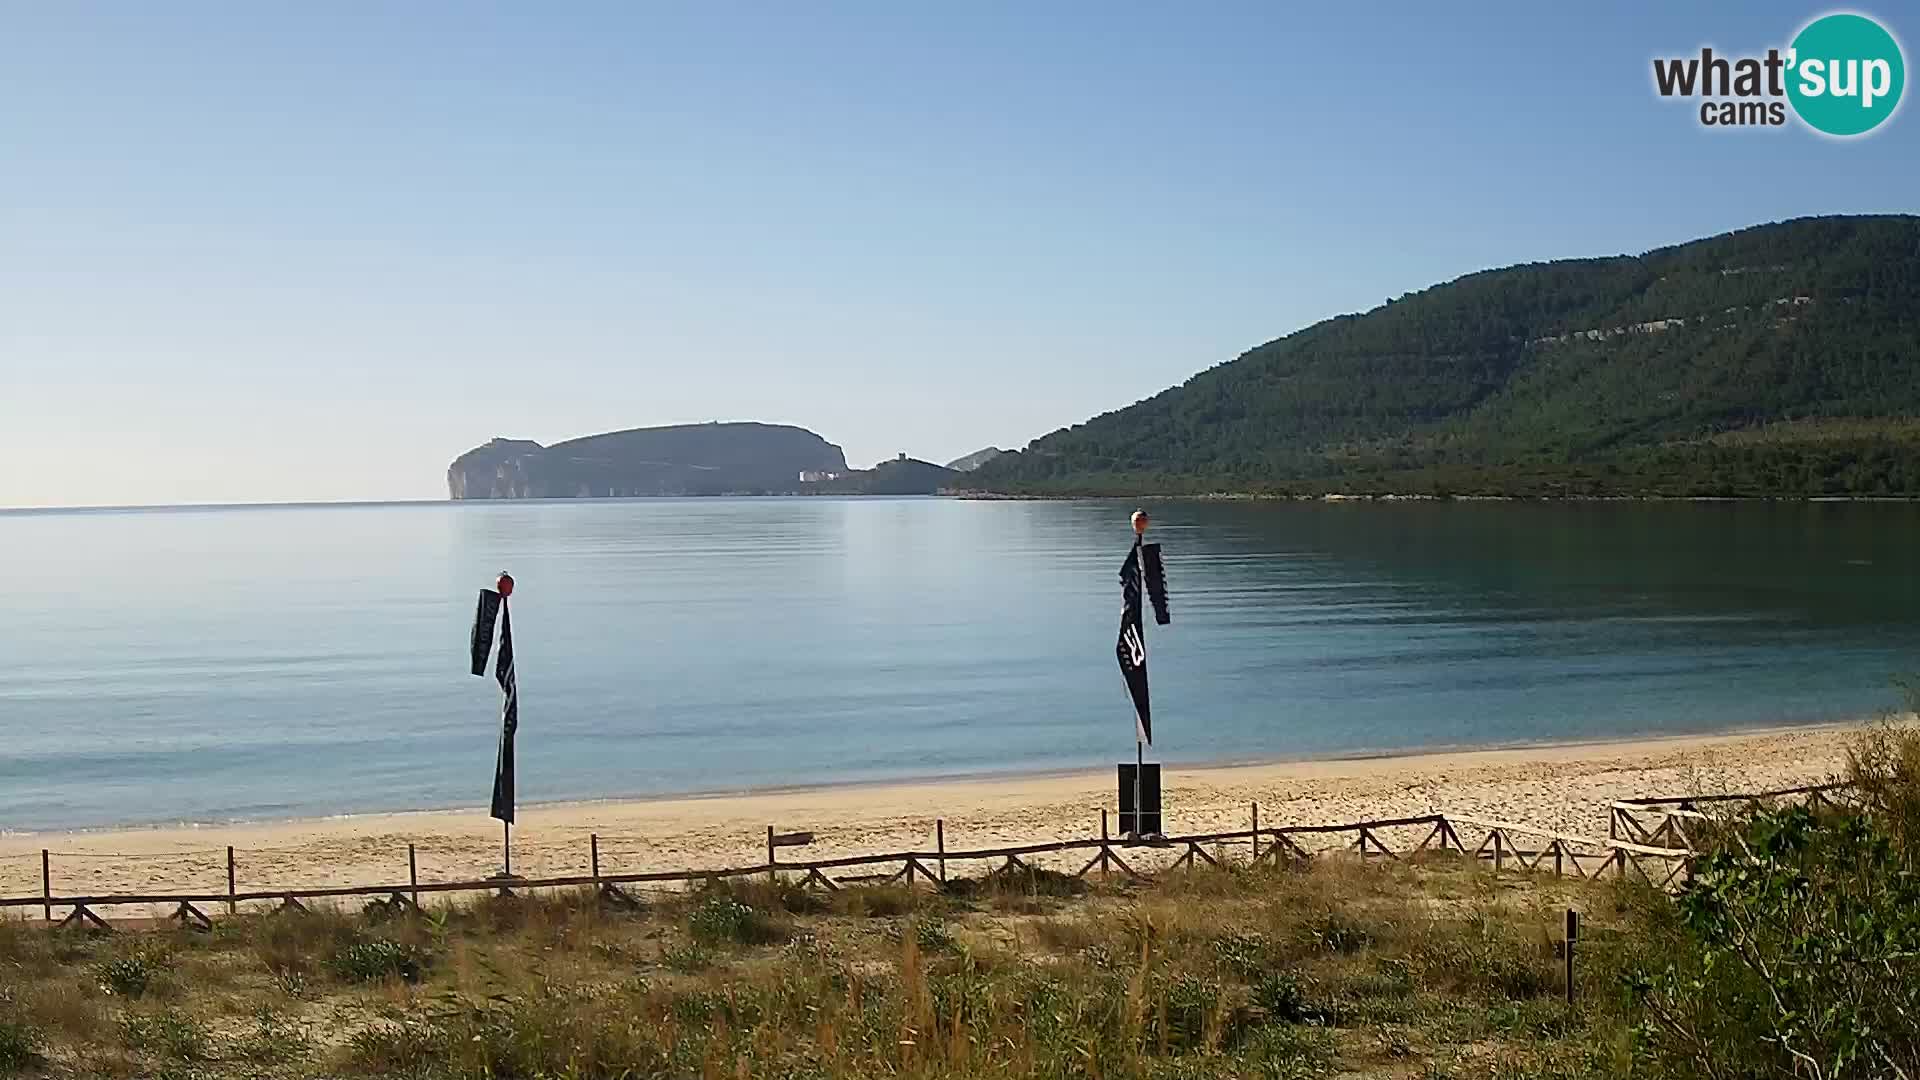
[1787,13,1905,136]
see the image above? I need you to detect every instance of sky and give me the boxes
[2,3,1916,508]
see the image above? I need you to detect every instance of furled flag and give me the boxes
[1115,535,1171,745]
[469,572,519,825]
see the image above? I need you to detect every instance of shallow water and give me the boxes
[2,497,1915,830]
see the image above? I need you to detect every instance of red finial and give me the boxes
[496,572,515,598]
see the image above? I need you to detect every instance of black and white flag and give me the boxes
[1116,538,1169,746]
[469,580,519,825]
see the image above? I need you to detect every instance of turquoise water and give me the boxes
[2,498,1916,831]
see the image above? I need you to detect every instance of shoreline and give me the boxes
[0,723,1871,904]
[2,717,1871,839]
[949,490,1920,503]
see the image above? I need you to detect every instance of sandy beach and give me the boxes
[0,724,1864,911]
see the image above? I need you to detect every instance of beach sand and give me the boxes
[0,725,1859,912]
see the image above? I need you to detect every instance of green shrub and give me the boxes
[1157,973,1223,1050]
[117,1010,209,1061]
[329,938,428,983]
[1635,799,1920,1079]
[1212,930,1273,977]
[0,1018,40,1075]
[886,917,956,954]
[1253,970,1313,1023]
[94,950,174,999]
[688,894,784,946]
[661,941,711,972]
[1235,1023,1336,1078]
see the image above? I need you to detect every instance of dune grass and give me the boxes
[0,846,1676,1079]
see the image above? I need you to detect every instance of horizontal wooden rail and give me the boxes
[0,810,1665,920]
[1614,781,1852,808]
[1607,802,1711,819]
[1448,815,1690,858]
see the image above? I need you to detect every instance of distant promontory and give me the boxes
[447,423,956,498]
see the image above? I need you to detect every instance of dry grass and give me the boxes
[0,852,1667,1079]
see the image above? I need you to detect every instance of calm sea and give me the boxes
[2,498,1917,831]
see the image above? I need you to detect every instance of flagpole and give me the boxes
[1131,536,1144,842]
[503,819,511,878]
[1134,737,1143,842]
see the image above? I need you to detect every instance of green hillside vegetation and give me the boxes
[808,457,958,495]
[971,215,1920,497]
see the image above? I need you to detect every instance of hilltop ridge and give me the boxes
[971,215,1920,497]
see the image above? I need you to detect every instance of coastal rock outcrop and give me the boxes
[448,423,850,499]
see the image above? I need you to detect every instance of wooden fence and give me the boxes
[1607,781,1856,850]
[0,805,1695,933]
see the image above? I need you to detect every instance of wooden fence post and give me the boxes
[936,820,946,884]
[408,845,419,910]
[767,825,776,884]
[1251,802,1259,862]
[41,850,51,923]
[590,834,601,884]
[1564,909,1579,1004]
[226,847,236,917]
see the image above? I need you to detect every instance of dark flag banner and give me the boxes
[1116,538,1152,746]
[1141,542,1170,626]
[469,589,502,676]
[469,574,519,825]
[1116,536,1172,747]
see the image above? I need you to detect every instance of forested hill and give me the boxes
[970,215,1920,497]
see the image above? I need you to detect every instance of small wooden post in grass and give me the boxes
[590,834,601,884]
[767,825,776,884]
[408,845,419,910]
[226,847,237,917]
[1251,802,1259,862]
[1564,908,1579,1004]
[41,849,51,923]
[936,820,946,885]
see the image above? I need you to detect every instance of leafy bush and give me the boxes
[890,917,956,954]
[1212,930,1273,977]
[94,951,169,999]
[117,1010,209,1061]
[688,894,784,946]
[1635,801,1920,1078]
[0,1018,40,1075]
[329,938,428,983]
[1156,973,1224,1050]
[661,941,711,972]
[1253,970,1314,1024]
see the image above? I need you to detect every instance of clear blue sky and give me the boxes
[3,3,1914,507]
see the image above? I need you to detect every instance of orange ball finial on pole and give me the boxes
[496,572,515,598]
[1130,510,1150,536]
